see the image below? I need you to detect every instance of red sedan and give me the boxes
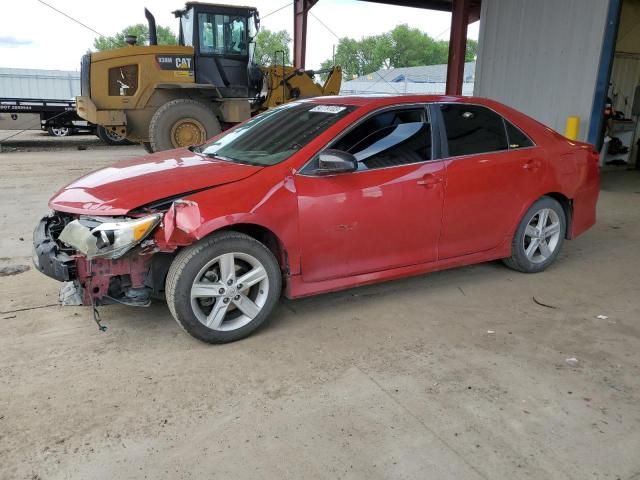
[33,95,600,343]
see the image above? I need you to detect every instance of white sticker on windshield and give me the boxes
[309,105,347,114]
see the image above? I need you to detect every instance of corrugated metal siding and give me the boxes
[474,0,610,140]
[0,68,80,100]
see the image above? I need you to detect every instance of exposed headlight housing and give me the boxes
[58,214,162,259]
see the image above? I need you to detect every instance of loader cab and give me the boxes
[174,2,259,98]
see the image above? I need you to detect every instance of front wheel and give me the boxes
[503,196,566,273]
[165,232,282,343]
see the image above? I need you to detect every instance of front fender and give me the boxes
[153,172,302,275]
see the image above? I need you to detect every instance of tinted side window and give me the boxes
[332,108,432,170]
[440,104,508,157]
[505,120,534,149]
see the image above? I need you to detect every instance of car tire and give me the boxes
[96,125,134,145]
[165,231,282,343]
[149,98,221,152]
[47,126,71,137]
[503,196,566,273]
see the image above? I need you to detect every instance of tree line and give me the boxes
[255,25,477,79]
[94,24,477,79]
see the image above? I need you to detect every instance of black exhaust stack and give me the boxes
[145,8,158,45]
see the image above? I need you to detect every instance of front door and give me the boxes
[295,106,446,282]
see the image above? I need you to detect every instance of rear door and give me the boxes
[435,103,544,259]
[295,106,446,282]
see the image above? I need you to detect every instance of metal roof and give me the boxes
[348,61,476,83]
[359,0,467,11]
[357,0,482,21]
[340,81,475,96]
[0,68,80,100]
[341,62,475,95]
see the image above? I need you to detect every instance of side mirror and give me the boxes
[316,149,358,175]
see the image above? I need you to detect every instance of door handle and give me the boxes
[417,174,443,188]
[523,159,541,171]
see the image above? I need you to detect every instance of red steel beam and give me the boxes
[294,0,319,69]
[357,1,481,23]
[468,2,481,23]
[445,0,470,95]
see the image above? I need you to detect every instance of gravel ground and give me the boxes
[1,131,639,479]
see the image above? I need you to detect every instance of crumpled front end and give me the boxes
[33,212,160,307]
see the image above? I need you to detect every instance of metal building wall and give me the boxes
[0,68,80,100]
[474,0,610,141]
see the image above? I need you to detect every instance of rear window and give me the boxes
[505,120,534,149]
[440,104,508,157]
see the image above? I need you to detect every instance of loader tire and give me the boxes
[149,99,221,152]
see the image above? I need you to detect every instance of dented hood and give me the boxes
[49,149,262,215]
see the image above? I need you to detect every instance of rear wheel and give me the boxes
[503,196,566,273]
[47,126,70,137]
[96,126,133,145]
[166,231,282,344]
[149,98,221,152]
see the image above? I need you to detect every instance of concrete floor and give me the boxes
[1,131,639,479]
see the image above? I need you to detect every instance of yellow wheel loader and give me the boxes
[76,3,342,153]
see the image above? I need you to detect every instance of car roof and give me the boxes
[303,94,567,146]
[305,94,497,108]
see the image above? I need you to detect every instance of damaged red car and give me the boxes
[33,95,600,343]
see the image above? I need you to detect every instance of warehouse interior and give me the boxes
[604,0,640,168]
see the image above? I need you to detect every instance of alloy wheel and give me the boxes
[190,252,269,331]
[50,127,70,137]
[523,208,561,264]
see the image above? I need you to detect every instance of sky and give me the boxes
[0,0,479,72]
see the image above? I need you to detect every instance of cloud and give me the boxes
[0,36,33,47]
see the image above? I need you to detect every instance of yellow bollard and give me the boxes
[564,116,580,140]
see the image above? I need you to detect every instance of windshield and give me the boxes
[198,103,355,166]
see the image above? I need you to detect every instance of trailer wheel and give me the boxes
[96,126,134,146]
[47,126,71,137]
[149,99,221,152]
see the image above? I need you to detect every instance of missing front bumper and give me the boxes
[33,214,154,307]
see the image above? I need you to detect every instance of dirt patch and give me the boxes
[1,144,639,479]
[0,264,30,277]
